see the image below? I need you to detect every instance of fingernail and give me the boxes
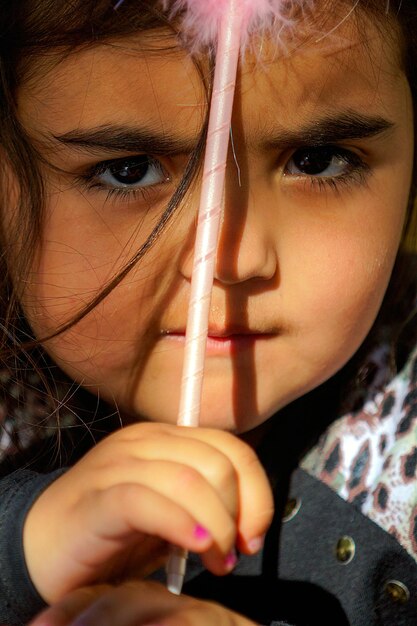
[194,524,211,540]
[224,549,238,570]
[248,535,265,553]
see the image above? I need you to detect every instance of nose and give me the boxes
[180,180,278,286]
[214,190,277,285]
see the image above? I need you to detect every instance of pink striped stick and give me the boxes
[116,0,311,597]
[177,0,243,427]
[166,0,243,595]
[164,0,308,595]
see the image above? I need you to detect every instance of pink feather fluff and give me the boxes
[161,0,313,51]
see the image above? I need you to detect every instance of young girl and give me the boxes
[0,0,416,624]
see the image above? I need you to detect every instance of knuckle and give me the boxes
[92,455,135,481]
[115,421,171,443]
[129,421,166,441]
[100,482,137,508]
[175,466,203,491]
[209,456,237,491]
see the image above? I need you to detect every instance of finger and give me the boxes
[89,480,236,576]
[85,482,213,551]
[28,585,114,626]
[160,599,256,626]
[29,581,254,626]
[86,461,237,558]
[29,581,194,626]
[172,429,274,551]
[30,485,213,603]
[99,425,239,518]
[113,424,274,549]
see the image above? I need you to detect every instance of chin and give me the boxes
[129,391,263,433]
[188,397,277,434]
[127,363,291,433]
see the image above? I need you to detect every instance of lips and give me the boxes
[160,327,276,355]
[162,324,277,337]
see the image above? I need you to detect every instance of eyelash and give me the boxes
[92,185,154,203]
[77,145,370,203]
[283,145,370,192]
[77,155,171,203]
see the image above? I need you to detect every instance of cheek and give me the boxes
[23,265,176,398]
[23,191,170,327]
[285,198,405,370]
[21,204,183,377]
[305,248,389,330]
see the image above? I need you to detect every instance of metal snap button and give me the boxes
[282,498,301,522]
[384,580,410,604]
[335,536,355,564]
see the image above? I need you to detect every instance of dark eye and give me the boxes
[96,156,169,188]
[285,146,356,178]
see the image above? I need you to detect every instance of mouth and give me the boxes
[160,327,276,355]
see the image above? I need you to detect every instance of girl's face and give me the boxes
[17,12,413,432]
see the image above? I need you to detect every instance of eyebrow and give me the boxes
[263,112,394,150]
[53,112,395,157]
[53,125,199,155]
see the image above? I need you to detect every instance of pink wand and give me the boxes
[166,0,242,593]
[163,0,307,425]
[162,0,305,595]
[178,0,243,428]
[114,0,309,596]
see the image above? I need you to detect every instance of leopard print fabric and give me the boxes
[302,341,417,561]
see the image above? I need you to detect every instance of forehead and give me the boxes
[237,27,403,139]
[18,11,406,142]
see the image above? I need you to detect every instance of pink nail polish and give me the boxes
[248,535,265,553]
[194,524,211,540]
[224,549,238,569]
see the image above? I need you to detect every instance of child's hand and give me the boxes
[23,423,273,603]
[29,580,257,626]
